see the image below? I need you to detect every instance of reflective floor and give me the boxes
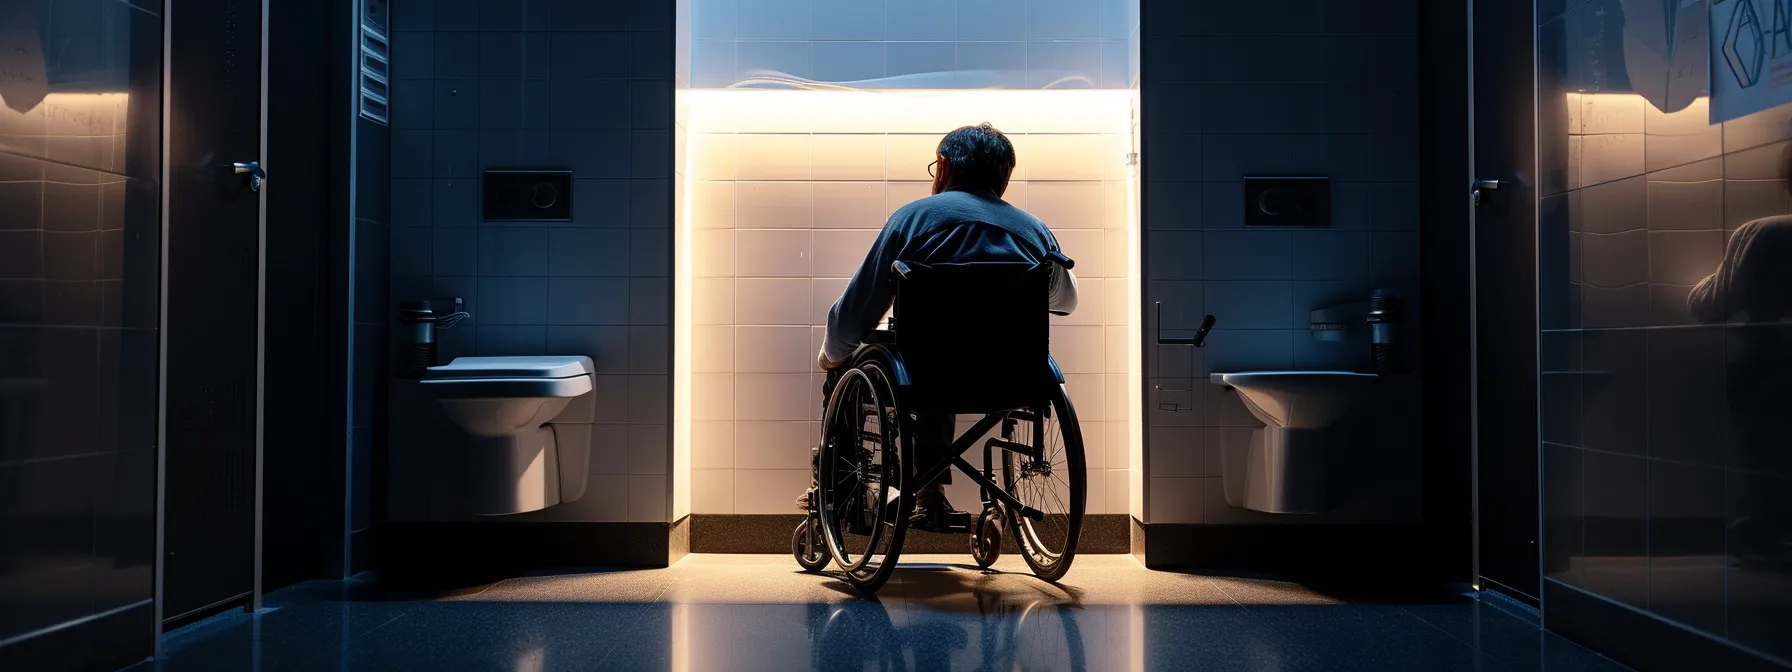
[139,555,1630,671]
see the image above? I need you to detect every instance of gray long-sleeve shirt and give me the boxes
[821,190,1079,364]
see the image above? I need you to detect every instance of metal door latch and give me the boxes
[1471,179,1507,207]
[233,161,265,192]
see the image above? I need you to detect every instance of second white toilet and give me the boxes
[422,356,596,515]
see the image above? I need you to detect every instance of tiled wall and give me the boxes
[689,0,1134,89]
[1537,0,1791,661]
[0,0,161,665]
[1138,0,1425,525]
[681,91,1138,515]
[388,0,676,523]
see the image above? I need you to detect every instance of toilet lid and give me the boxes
[425,356,595,380]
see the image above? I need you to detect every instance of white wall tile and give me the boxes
[811,134,887,180]
[1051,325,1105,374]
[736,134,813,180]
[734,468,810,514]
[1108,469,1131,517]
[693,180,737,229]
[1054,229,1107,278]
[693,373,734,421]
[690,132,738,179]
[1084,468,1111,514]
[693,468,735,513]
[887,181,932,215]
[737,181,813,229]
[694,326,735,373]
[736,229,811,277]
[735,278,812,325]
[734,421,814,470]
[813,182,887,228]
[1063,373,1105,422]
[735,326,812,373]
[812,229,879,278]
[1105,325,1129,371]
[694,278,735,324]
[1030,181,1107,229]
[629,474,669,522]
[1017,135,1108,181]
[692,421,735,468]
[734,374,813,421]
[886,134,941,180]
[1104,372,1129,422]
[1081,420,1108,471]
[811,278,848,324]
[695,230,736,277]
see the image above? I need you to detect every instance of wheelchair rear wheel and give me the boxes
[999,385,1086,582]
[816,361,912,592]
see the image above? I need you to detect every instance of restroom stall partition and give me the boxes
[0,0,164,669]
[1133,0,1434,573]
[161,0,267,626]
[1530,1,1792,669]
[676,0,1145,552]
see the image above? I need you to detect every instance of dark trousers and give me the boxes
[822,368,953,486]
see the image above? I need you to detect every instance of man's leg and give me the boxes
[796,368,847,511]
[910,412,969,530]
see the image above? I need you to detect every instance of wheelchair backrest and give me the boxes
[890,260,1058,413]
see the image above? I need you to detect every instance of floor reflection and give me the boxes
[141,555,1633,672]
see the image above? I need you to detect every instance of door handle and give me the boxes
[233,161,265,192]
[1471,179,1507,207]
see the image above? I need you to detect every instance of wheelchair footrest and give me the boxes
[913,510,974,535]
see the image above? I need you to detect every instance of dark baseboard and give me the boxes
[375,521,681,576]
[668,515,690,565]
[1544,578,1789,672]
[1140,522,1448,581]
[689,514,1133,554]
[0,600,153,672]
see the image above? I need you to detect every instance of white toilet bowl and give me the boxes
[423,356,595,515]
[1210,371,1377,514]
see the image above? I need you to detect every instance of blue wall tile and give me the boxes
[1204,281,1295,330]
[549,229,632,276]
[477,277,549,325]
[812,42,885,83]
[434,31,483,79]
[549,32,634,80]
[734,0,810,40]
[550,80,634,129]
[1203,230,1292,280]
[959,0,1029,40]
[548,278,632,325]
[432,80,482,129]
[545,0,632,31]
[886,0,954,40]
[435,0,482,31]
[478,227,550,276]
[810,0,883,40]
[480,32,551,79]
[393,31,436,79]
[736,40,813,80]
[887,42,956,78]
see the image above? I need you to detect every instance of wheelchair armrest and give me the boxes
[865,329,896,344]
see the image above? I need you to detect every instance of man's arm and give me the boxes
[821,222,906,366]
[1048,264,1079,315]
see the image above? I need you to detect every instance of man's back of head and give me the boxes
[934,123,1017,199]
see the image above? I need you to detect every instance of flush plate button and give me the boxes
[1244,177,1329,227]
[485,169,573,222]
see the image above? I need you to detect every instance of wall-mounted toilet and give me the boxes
[422,356,596,515]
[1210,371,1377,514]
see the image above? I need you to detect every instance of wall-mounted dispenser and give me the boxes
[397,298,468,378]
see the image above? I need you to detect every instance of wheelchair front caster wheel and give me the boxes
[970,509,1003,568]
[793,518,830,573]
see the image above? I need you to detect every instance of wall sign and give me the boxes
[1711,0,1792,122]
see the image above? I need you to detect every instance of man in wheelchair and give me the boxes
[798,122,1080,534]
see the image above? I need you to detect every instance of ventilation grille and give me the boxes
[359,22,390,125]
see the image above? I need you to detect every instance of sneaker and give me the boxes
[909,484,971,532]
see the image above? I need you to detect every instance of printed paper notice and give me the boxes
[1711,0,1792,122]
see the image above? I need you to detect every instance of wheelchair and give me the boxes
[791,256,1087,592]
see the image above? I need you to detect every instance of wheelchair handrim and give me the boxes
[817,363,902,576]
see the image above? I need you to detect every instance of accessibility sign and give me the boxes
[1711,0,1792,122]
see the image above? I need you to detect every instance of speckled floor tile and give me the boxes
[145,554,1631,672]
